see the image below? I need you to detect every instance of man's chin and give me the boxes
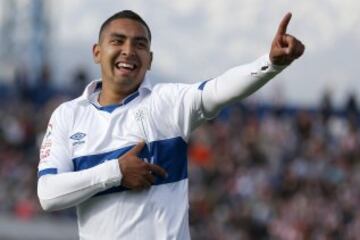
[111,77,142,92]
[111,76,134,86]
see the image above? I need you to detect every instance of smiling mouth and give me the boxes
[115,62,138,72]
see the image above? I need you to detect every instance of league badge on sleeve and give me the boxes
[40,123,53,162]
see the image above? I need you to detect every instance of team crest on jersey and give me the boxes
[70,132,86,146]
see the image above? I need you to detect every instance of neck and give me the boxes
[98,81,139,106]
[98,89,124,106]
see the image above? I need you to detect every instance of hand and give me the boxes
[269,12,305,65]
[118,141,167,190]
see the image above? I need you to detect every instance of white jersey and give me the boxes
[38,77,206,239]
[37,54,285,240]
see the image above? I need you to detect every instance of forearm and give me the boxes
[201,54,286,118]
[37,160,121,211]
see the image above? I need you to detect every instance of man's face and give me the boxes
[93,18,152,94]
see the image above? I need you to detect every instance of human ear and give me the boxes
[148,51,153,70]
[92,43,101,64]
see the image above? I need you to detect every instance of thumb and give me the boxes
[127,141,146,156]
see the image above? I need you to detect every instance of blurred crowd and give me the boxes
[0,68,87,220]
[188,96,360,239]
[0,70,359,240]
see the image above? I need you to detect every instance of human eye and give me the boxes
[110,38,124,45]
[135,39,149,49]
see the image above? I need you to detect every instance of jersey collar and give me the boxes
[80,77,153,102]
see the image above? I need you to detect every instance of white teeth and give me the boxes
[117,62,135,69]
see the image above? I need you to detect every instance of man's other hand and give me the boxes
[118,142,167,190]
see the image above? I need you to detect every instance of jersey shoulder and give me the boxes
[151,82,203,99]
[49,96,85,128]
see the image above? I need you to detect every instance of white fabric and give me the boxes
[37,54,286,240]
[202,54,286,118]
[38,160,121,211]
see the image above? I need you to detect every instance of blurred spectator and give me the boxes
[30,65,57,108]
[320,89,333,125]
[345,93,358,116]
[68,68,89,98]
[14,67,32,101]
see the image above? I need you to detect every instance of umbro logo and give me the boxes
[70,132,86,146]
[70,132,86,141]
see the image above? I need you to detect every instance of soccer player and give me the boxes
[37,10,304,239]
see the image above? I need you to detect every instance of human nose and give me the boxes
[121,40,135,57]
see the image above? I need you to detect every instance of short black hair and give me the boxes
[98,10,151,42]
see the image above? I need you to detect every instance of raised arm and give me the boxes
[201,12,305,117]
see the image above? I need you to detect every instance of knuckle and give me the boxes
[288,48,295,56]
[142,162,150,170]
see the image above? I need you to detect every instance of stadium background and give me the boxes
[0,0,359,239]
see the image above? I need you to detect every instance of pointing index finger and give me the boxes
[277,12,292,36]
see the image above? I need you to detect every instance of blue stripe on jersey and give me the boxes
[38,168,58,178]
[198,80,209,90]
[72,145,150,171]
[93,91,140,113]
[98,104,121,113]
[72,137,188,197]
[123,91,140,105]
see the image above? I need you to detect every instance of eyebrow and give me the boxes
[109,33,150,43]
